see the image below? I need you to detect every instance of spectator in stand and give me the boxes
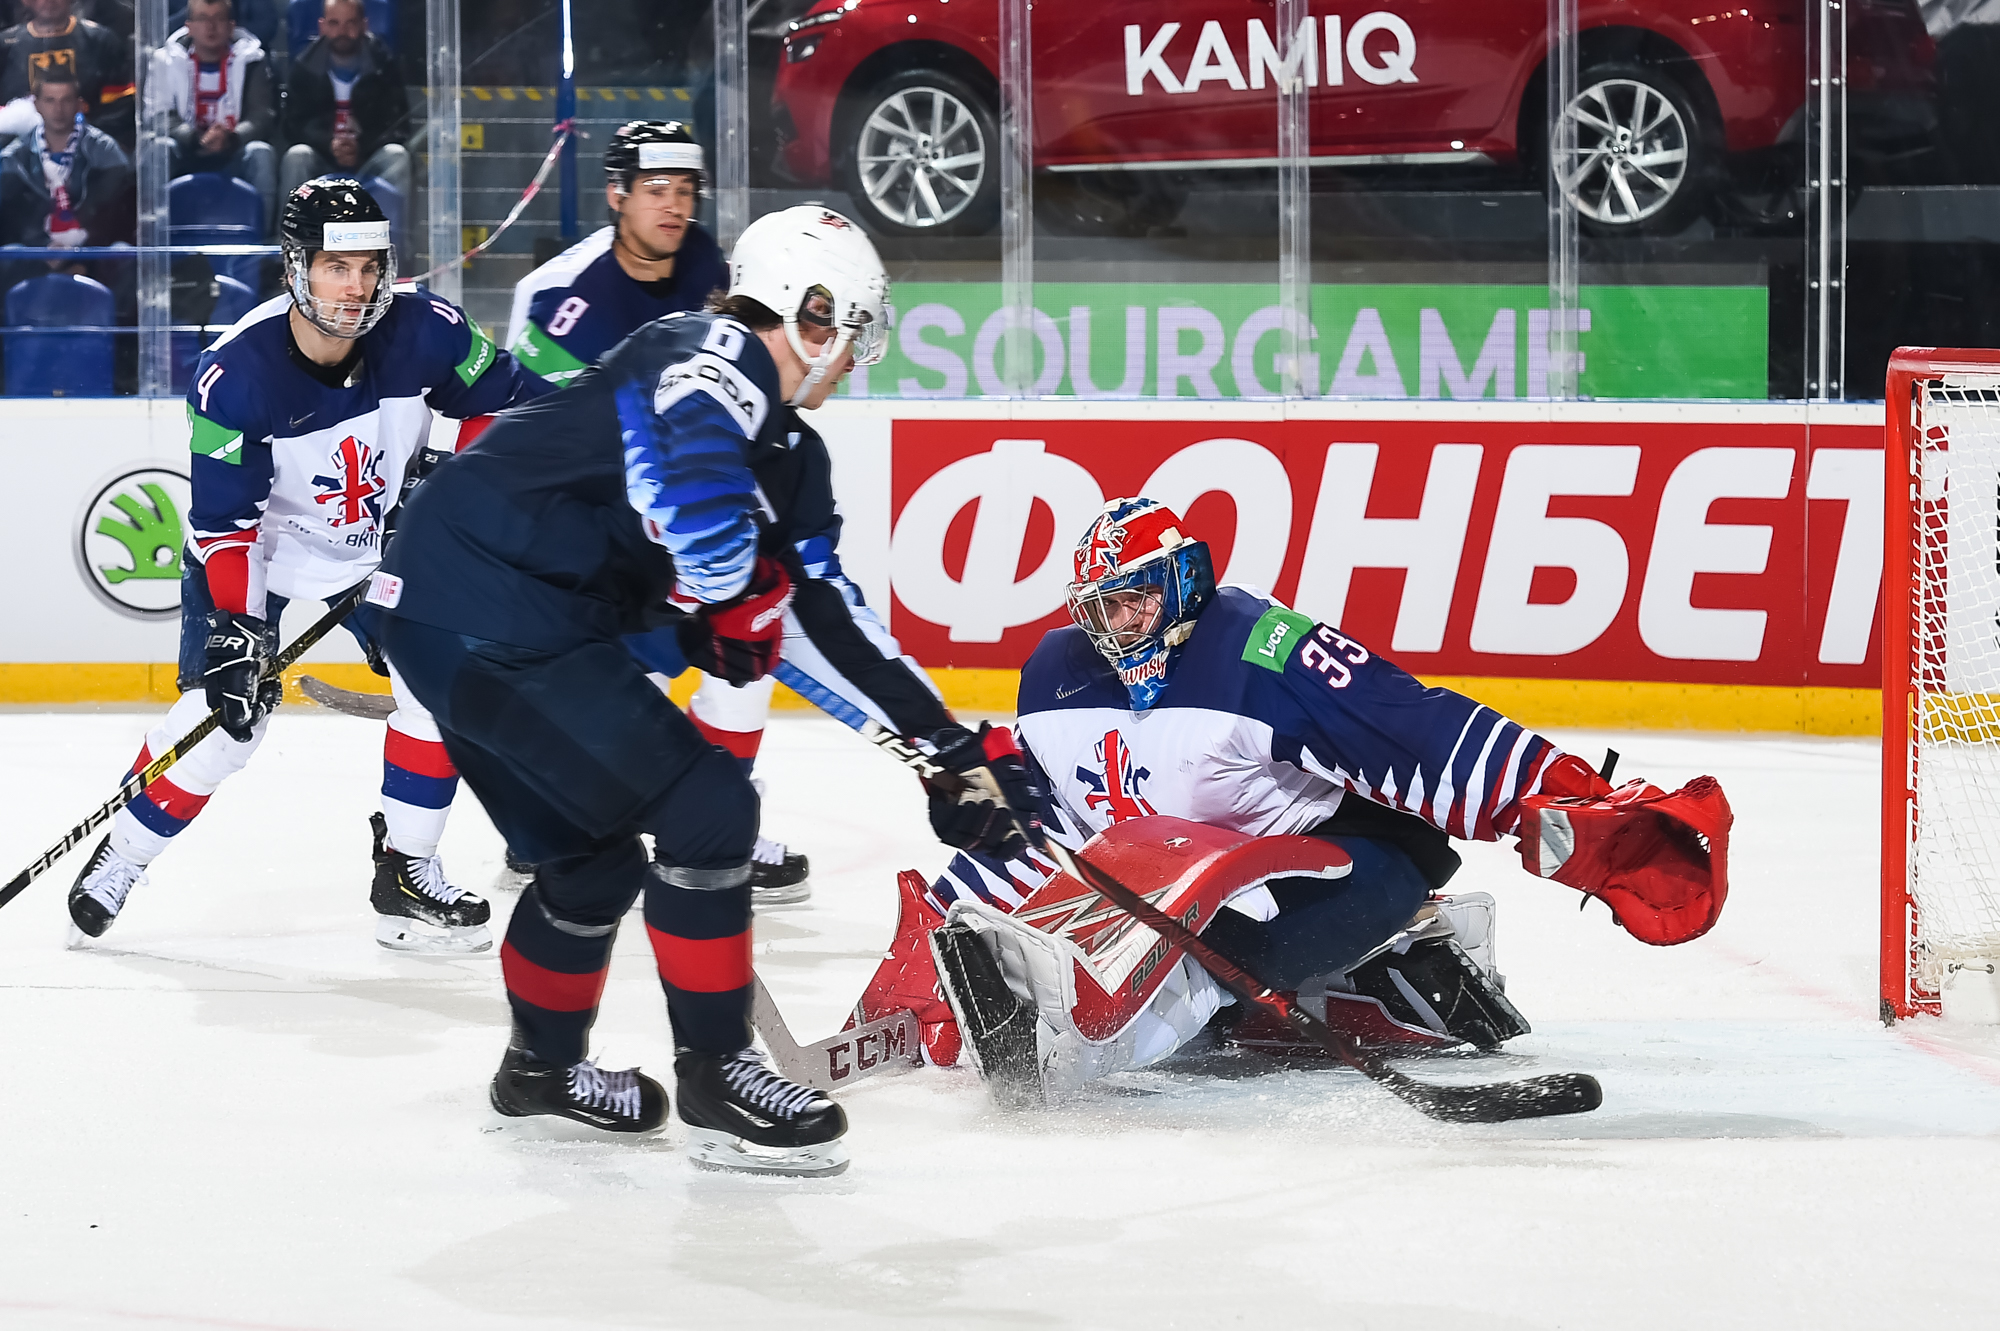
[0,68,131,296]
[146,0,276,231]
[279,0,406,203]
[0,0,133,147]
[170,0,278,59]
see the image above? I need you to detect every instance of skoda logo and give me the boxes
[79,467,188,619]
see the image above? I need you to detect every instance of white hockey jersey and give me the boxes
[185,290,546,617]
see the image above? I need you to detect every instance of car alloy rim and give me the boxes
[1558,78,1690,226]
[856,85,986,228]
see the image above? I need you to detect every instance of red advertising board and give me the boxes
[886,418,1883,687]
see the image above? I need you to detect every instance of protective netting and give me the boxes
[1909,376,2000,993]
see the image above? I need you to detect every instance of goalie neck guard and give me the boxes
[280,176,395,340]
[728,205,889,406]
[1067,498,1216,711]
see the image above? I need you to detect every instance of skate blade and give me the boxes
[375,914,494,955]
[683,1126,849,1177]
[751,884,812,909]
[65,922,96,949]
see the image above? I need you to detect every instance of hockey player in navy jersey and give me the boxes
[498,121,810,907]
[505,121,727,386]
[65,177,551,954]
[856,498,1733,1104]
[371,206,1039,1171]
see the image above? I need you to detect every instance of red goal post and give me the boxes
[1882,347,2000,1021]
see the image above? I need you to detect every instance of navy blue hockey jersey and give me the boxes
[378,310,779,651]
[1016,587,1565,845]
[504,223,728,388]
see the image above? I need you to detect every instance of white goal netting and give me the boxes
[1908,375,2000,994]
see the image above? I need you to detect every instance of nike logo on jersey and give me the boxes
[290,412,314,427]
[1055,683,1089,699]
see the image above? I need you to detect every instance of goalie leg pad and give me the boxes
[1339,935,1530,1050]
[931,922,1044,1109]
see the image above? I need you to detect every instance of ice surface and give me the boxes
[1,710,1997,1330]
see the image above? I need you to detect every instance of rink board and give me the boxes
[8,396,1885,732]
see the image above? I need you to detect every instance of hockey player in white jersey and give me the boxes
[65,176,551,952]
[497,122,809,906]
[854,498,1734,1104]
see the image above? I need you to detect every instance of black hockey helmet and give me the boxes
[279,175,396,339]
[604,120,706,196]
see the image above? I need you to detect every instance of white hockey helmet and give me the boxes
[728,205,889,405]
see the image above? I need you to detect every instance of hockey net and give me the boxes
[1884,349,2000,1019]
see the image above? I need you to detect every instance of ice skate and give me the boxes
[369,812,493,953]
[490,847,535,895]
[675,1047,849,1176]
[749,834,811,908]
[490,1041,667,1133]
[66,836,146,945]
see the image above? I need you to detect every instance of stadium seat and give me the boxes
[4,273,116,397]
[169,173,266,289]
[171,274,259,394]
[289,0,395,58]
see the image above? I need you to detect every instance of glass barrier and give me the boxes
[1283,4,1563,404]
[0,1,1958,402]
[1019,0,1287,403]
[1841,0,1979,400]
[750,0,1003,400]
[455,1,709,340]
[1543,1,1821,402]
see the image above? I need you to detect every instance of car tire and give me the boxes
[1553,61,1714,238]
[837,68,1001,237]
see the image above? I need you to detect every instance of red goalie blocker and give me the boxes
[1515,777,1734,945]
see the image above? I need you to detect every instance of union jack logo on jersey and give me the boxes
[312,435,387,528]
[1076,729,1157,823]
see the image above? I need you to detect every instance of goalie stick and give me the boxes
[850,717,1602,1125]
[751,975,923,1092]
[0,587,369,913]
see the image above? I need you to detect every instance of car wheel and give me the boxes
[838,69,1000,237]
[1554,61,1712,237]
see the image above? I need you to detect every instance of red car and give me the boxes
[772,0,1933,237]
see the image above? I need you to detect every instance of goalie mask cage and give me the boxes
[1883,347,2000,1021]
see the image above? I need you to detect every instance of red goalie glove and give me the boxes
[1515,775,1734,945]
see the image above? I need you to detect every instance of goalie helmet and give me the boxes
[728,205,889,406]
[604,119,706,197]
[1067,498,1216,711]
[279,176,395,339]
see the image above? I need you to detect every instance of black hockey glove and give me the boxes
[923,722,1046,861]
[203,610,279,742]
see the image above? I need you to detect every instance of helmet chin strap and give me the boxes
[785,324,855,407]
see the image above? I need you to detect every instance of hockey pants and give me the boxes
[380,615,760,1067]
[1199,836,1434,990]
[110,572,459,867]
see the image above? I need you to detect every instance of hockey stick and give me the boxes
[0,587,369,911]
[299,674,396,721]
[853,719,1602,1124]
[751,975,923,1093]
